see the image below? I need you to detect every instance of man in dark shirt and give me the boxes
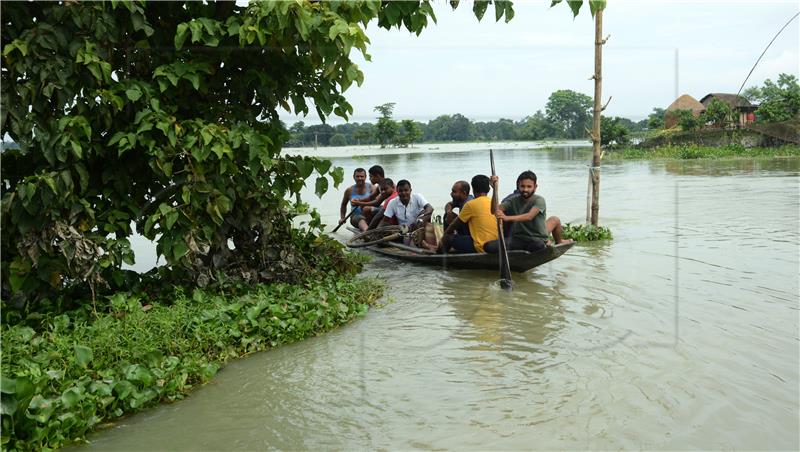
[443,180,473,235]
[484,170,573,253]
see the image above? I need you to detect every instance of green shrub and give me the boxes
[1,276,382,451]
[562,223,613,241]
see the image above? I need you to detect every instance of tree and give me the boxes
[395,119,423,147]
[545,89,593,138]
[305,123,335,147]
[330,133,348,146]
[518,111,558,140]
[600,116,630,146]
[353,123,376,146]
[741,86,761,103]
[427,113,475,141]
[646,107,666,130]
[747,73,800,122]
[676,109,702,131]
[702,98,734,128]
[374,102,398,148]
[286,121,307,146]
[0,1,517,307]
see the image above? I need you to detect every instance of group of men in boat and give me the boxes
[338,165,573,254]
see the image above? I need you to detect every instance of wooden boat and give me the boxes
[346,226,573,272]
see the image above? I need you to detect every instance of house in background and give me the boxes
[699,93,757,127]
[663,94,706,129]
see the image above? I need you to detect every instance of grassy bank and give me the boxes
[1,275,382,450]
[606,144,800,160]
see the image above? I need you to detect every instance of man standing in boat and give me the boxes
[338,167,375,232]
[378,179,433,230]
[484,171,573,253]
[436,175,498,253]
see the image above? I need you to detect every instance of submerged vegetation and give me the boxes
[1,274,382,450]
[606,144,800,160]
[562,223,613,242]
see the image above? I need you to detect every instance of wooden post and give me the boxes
[589,8,604,226]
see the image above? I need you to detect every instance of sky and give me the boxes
[281,0,800,125]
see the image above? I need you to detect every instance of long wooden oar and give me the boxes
[331,209,355,233]
[490,149,513,291]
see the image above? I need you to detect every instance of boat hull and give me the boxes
[365,242,573,272]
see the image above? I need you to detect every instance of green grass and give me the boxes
[1,275,383,451]
[607,144,800,160]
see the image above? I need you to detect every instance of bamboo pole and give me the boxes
[589,8,604,226]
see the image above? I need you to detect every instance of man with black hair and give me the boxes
[437,175,498,254]
[367,178,397,229]
[443,180,474,235]
[484,170,572,254]
[338,167,374,232]
[378,179,433,230]
[351,165,392,225]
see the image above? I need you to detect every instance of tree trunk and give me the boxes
[589,9,603,226]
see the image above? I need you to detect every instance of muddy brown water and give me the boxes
[83,144,799,450]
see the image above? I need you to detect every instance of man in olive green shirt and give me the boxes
[484,170,573,254]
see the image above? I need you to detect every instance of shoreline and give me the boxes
[286,140,591,158]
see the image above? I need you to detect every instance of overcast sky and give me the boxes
[282,0,799,124]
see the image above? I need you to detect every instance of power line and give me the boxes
[736,11,799,97]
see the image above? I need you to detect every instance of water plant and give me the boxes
[0,276,382,451]
[562,223,613,241]
[608,144,800,160]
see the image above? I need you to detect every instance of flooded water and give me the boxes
[84,143,799,450]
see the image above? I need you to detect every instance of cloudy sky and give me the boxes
[283,0,799,124]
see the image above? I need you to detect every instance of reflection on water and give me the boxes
[662,157,800,177]
[87,147,799,450]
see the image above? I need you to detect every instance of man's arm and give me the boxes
[437,215,463,253]
[377,199,396,228]
[496,207,540,223]
[351,185,381,207]
[416,204,434,222]
[496,198,545,223]
[339,187,353,223]
[443,215,462,235]
[444,201,457,226]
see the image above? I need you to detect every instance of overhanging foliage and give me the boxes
[0,1,516,307]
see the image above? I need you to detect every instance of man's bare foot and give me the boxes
[557,238,574,245]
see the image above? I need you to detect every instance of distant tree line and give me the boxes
[285,74,799,148]
[284,89,652,148]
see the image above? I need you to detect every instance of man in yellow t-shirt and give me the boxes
[437,174,498,253]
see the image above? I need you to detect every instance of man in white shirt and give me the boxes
[378,179,433,230]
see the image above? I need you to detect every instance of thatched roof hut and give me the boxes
[664,94,706,128]
[699,93,755,110]
[700,93,759,126]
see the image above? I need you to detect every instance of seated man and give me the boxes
[378,179,433,231]
[437,175,498,254]
[367,178,397,229]
[484,170,573,254]
[338,167,374,232]
[351,165,391,225]
[443,180,474,236]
